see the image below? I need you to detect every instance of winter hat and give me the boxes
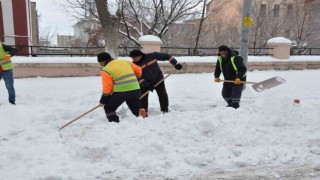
[129,49,143,57]
[97,52,112,62]
[218,45,229,52]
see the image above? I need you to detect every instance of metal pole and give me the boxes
[240,0,252,90]
[240,0,252,66]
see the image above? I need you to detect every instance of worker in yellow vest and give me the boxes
[97,52,146,122]
[0,42,18,105]
[214,45,247,109]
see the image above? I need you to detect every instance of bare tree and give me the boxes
[248,0,320,55]
[290,0,320,48]
[37,12,57,46]
[192,0,233,55]
[197,0,241,50]
[95,0,120,57]
[86,27,104,47]
[63,0,204,55]
[39,25,56,46]
[119,0,203,45]
[63,0,120,57]
[192,0,207,55]
[249,0,289,52]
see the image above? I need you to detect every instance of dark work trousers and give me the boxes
[103,89,141,122]
[140,81,169,112]
[222,82,244,108]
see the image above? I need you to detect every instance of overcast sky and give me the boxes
[32,0,76,35]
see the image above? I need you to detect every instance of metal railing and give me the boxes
[11,45,320,57]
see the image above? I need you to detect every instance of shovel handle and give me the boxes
[140,73,172,99]
[220,79,256,84]
[59,105,100,130]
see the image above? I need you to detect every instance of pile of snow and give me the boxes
[267,37,292,44]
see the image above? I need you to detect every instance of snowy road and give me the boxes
[1,70,320,179]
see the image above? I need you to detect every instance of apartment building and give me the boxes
[0,0,39,55]
[57,34,74,47]
[205,0,320,49]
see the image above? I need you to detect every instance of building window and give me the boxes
[273,4,280,17]
[260,4,267,16]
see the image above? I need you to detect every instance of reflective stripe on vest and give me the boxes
[102,60,139,92]
[140,59,157,69]
[0,43,13,70]
[218,56,246,78]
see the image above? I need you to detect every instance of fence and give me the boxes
[11,45,320,57]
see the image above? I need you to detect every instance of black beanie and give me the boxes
[129,49,143,57]
[97,52,112,62]
[218,45,229,52]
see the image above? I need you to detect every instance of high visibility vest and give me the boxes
[103,60,139,92]
[218,56,246,78]
[0,43,13,70]
[0,43,13,71]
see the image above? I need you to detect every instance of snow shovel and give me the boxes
[219,76,286,92]
[59,105,100,130]
[140,73,172,99]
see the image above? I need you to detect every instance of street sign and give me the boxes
[244,16,252,27]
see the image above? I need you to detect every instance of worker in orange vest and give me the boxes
[97,52,146,122]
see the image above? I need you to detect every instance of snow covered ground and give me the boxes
[1,70,320,179]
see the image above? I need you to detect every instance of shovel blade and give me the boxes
[251,76,286,92]
[117,106,128,118]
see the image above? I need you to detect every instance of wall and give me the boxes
[13,61,320,78]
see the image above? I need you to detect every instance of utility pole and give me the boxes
[240,0,252,66]
[240,0,252,90]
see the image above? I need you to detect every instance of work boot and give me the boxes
[226,99,232,107]
[161,109,169,114]
[109,119,120,123]
[9,100,16,105]
[139,108,147,118]
[107,113,119,123]
[229,103,239,109]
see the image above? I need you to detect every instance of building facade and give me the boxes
[205,0,320,51]
[57,34,74,47]
[0,0,38,55]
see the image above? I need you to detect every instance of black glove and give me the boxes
[99,95,110,105]
[174,63,183,70]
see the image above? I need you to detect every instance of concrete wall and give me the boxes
[14,63,101,78]
[13,61,320,78]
